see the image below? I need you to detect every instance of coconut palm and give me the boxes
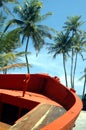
[0,29,23,74]
[63,16,85,88]
[79,68,86,100]
[48,32,72,87]
[0,29,21,53]
[0,11,6,30]
[0,52,31,74]
[63,16,84,34]
[4,0,53,73]
[71,32,86,87]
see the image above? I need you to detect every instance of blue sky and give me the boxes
[8,0,86,95]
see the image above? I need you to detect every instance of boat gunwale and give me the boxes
[0,73,83,130]
[41,88,82,130]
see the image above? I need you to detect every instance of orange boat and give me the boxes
[0,74,82,130]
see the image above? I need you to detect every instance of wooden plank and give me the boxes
[0,122,11,130]
[9,103,66,130]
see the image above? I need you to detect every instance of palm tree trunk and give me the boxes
[70,49,74,88]
[63,53,68,87]
[3,64,7,74]
[3,70,7,74]
[72,52,78,88]
[25,37,30,73]
[70,30,76,88]
[82,74,86,99]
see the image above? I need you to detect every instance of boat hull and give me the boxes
[0,74,82,130]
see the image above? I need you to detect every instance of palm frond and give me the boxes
[4,19,24,32]
[16,51,31,57]
[36,12,53,22]
[79,75,85,80]
[37,25,56,33]
[0,63,31,71]
[79,68,86,80]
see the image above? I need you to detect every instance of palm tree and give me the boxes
[48,32,71,87]
[79,68,86,100]
[63,16,85,88]
[0,52,31,74]
[72,32,86,87]
[0,29,22,73]
[4,0,53,73]
[0,29,20,53]
[0,11,6,31]
[63,16,84,34]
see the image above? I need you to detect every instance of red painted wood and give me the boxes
[0,74,82,130]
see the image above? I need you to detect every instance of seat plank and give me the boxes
[0,122,11,130]
[9,103,66,130]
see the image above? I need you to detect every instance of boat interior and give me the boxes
[0,74,82,130]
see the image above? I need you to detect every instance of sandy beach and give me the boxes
[73,111,86,130]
